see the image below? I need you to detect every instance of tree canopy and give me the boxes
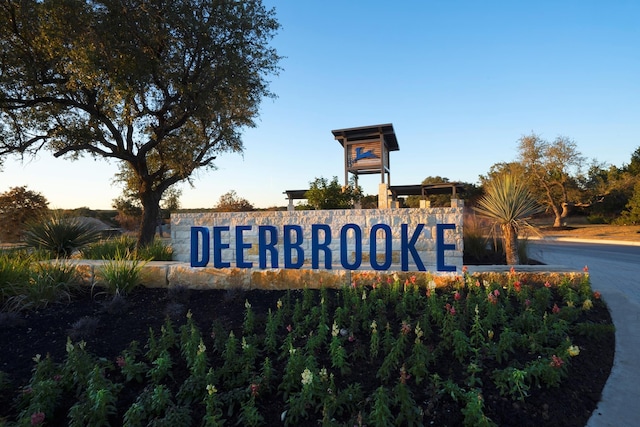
[0,0,281,245]
[0,186,49,242]
[517,133,585,227]
[305,176,362,210]
[214,190,254,212]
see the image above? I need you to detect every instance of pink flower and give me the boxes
[462,266,468,274]
[583,265,589,273]
[286,324,293,333]
[454,291,462,301]
[399,365,411,384]
[550,355,564,368]
[475,280,481,287]
[593,291,601,300]
[401,321,411,335]
[544,281,551,288]
[348,334,355,342]
[31,412,45,425]
[445,303,456,315]
[488,293,497,305]
[116,355,126,368]
[250,383,260,397]
[552,303,560,314]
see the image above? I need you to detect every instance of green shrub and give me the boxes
[95,251,147,295]
[24,214,101,258]
[1,256,81,311]
[81,235,137,260]
[82,236,172,261]
[463,215,490,261]
[136,238,173,261]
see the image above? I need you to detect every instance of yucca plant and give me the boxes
[24,214,102,258]
[473,174,543,265]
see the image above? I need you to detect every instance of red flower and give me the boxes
[593,291,601,300]
[31,412,45,425]
[544,281,551,288]
[583,265,589,273]
[552,303,560,314]
[454,291,462,301]
[513,281,521,292]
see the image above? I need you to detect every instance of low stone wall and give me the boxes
[170,207,464,272]
[68,260,583,291]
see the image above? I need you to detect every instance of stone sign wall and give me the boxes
[171,206,464,273]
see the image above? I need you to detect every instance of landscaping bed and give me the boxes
[0,271,613,426]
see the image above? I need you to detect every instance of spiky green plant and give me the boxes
[474,175,543,265]
[82,236,172,261]
[95,251,147,295]
[24,214,102,258]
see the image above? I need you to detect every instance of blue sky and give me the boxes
[1,1,639,209]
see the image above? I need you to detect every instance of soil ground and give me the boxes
[537,222,640,243]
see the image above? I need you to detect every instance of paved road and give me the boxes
[529,240,640,427]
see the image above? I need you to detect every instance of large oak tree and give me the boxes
[0,0,281,246]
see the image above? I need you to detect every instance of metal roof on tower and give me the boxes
[331,123,399,151]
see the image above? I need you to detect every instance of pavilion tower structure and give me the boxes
[331,124,399,209]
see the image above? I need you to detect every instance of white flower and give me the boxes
[370,320,378,333]
[206,384,217,395]
[301,368,314,386]
[197,340,206,355]
[331,321,339,337]
[245,299,251,309]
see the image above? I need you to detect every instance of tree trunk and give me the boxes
[502,224,520,265]
[551,204,562,227]
[138,191,162,248]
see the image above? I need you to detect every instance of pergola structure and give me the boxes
[284,123,464,210]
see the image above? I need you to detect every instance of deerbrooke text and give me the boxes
[190,223,457,272]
